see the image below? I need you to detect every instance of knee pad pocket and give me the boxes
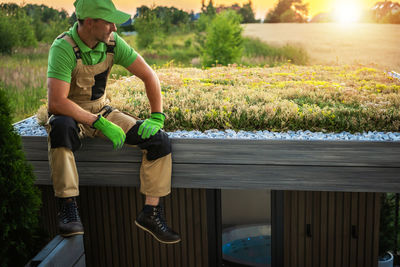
[126,122,171,160]
[49,115,81,152]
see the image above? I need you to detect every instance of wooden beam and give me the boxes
[22,136,400,192]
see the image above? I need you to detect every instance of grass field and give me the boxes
[243,23,400,71]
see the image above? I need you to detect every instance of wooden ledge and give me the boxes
[22,136,400,193]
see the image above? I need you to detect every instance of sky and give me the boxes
[9,0,382,19]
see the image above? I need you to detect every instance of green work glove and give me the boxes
[93,115,126,149]
[138,112,165,139]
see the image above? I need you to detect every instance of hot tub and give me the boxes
[222,224,271,267]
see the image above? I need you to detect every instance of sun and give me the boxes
[333,1,362,23]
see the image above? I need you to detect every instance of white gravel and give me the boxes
[13,116,400,142]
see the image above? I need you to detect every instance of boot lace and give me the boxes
[60,199,81,224]
[153,205,168,232]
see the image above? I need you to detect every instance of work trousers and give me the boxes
[47,107,172,198]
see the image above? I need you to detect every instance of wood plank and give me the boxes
[129,187,141,267]
[271,190,284,267]
[291,191,298,267]
[22,136,400,167]
[100,186,113,267]
[349,193,359,267]
[334,192,343,267]
[372,193,381,267]
[364,193,374,267]
[186,189,196,267]
[341,192,351,267]
[178,189,188,267]
[161,196,170,267]
[114,187,127,267]
[200,189,208,267]
[192,189,203,267]
[327,192,336,267]
[357,193,366,267]
[312,192,321,267]
[172,188,182,267]
[297,191,306,267]
[29,160,400,192]
[78,187,95,267]
[283,191,291,267]
[120,187,133,267]
[319,192,328,267]
[305,192,313,267]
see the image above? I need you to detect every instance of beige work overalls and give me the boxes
[47,34,172,198]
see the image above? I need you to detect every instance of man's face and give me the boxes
[91,19,117,43]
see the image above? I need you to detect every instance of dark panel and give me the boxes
[271,190,284,267]
[282,191,380,267]
[206,189,222,267]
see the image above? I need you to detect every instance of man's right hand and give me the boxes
[93,115,126,149]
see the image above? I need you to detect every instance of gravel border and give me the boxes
[13,116,400,142]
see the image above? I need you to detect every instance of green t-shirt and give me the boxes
[47,22,138,83]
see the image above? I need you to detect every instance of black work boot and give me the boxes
[57,197,84,237]
[135,205,181,244]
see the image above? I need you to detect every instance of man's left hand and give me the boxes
[138,112,165,139]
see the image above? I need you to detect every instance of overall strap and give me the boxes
[58,34,82,60]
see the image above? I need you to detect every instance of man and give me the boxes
[46,0,180,244]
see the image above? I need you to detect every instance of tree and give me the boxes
[238,0,256,23]
[0,89,43,266]
[265,0,308,23]
[201,10,243,67]
[134,8,161,49]
[0,7,36,54]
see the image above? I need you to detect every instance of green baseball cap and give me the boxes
[74,0,130,24]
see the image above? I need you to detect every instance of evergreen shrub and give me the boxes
[201,10,243,67]
[0,89,42,266]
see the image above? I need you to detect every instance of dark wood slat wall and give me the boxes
[37,185,212,267]
[283,191,381,267]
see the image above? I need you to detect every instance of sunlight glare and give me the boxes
[333,1,361,24]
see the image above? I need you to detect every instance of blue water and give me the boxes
[222,235,271,265]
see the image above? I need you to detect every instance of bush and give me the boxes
[0,89,43,266]
[201,10,243,67]
[0,9,36,54]
[134,9,162,49]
